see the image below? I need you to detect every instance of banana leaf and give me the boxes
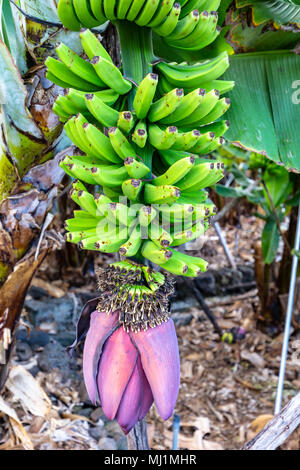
[223,50,300,172]
[261,216,280,263]
[0,0,27,72]
[236,0,300,26]
[229,22,300,51]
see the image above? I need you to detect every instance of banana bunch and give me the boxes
[57,0,221,51]
[46,29,131,122]
[48,0,233,280]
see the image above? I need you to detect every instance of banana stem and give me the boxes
[116,20,154,175]
[115,21,154,106]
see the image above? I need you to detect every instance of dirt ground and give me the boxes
[0,215,299,450]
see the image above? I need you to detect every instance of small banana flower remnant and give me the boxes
[68,261,180,434]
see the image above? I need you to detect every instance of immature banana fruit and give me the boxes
[92,56,132,95]
[133,73,159,119]
[51,1,233,279]
[155,52,229,89]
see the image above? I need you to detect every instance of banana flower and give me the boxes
[69,299,180,434]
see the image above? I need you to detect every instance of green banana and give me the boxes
[196,136,225,155]
[64,116,85,151]
[56,42,105,87]
[117,0,134,19]
[159,88,205,125]
[53,101,72,122]
[61,155,98,185]
[179,0,208,18]
[61,155,128,187]
[159,256,189,276]
[153,3,181,37]
[124,156,151,178]
[85,93,119,127]
[158,148,191,166]
[177,190,208,205]
[153,155,195,186]
[159,202,195,223]
[119,224,142,257]
[97,202,136,227]
[57,0,81,31]
[172,130,201,151]
[198,98,231,125]
[157,74,234,97]
[135,0,160,26]
[95,194,113,206]
[127,0,148,21]
[175,89,220,127]
[148,124,178,150]
[46,72,72,90]
[66,229,102,245]
[176,161,215,191]
[74,113,100,155]
[181,166,223,192]
[117,111,135,134]
[141,241,173,264]
[170,248,208,273]
[138,206,158,227]
[108,127,136,159]
[103,0,118,19]
[132,121,148,148]
[70,187,98,217]
[148,88,183,122]
[79,28,113,62]
[122,179,144,201]
[148,0,176,27]
[155,51,229,89]
[62,89,119,117]
[65,115,92,156]
[166,11,219,50]
[81,122,123,163]
[80,233,129,253]
[144,184,181,204]
[102,187,122,200]
[149,223,173,248]
[189,132,215,154]
[199,80,235,96]
[133,73,159,119]
[165,9,200,40]
[72,0,100,28]
[92,56,132,94]
[45,57,100,92]
[65,215,103,232]
[200,120,230,138]
[171,220,205,246]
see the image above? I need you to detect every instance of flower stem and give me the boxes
[127,419,149,450]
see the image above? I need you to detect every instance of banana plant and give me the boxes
[215,145,300,322]
[222,0,300,172]
[0,0,86,386]
[216,152,298,264]
[49,0,233,438]
[153,0,300,171]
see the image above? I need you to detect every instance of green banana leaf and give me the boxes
[261,216,280,263]
[229,22,300,51]
[236,0,300,26]
[223,51,300,172]
[0,0,27,73]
